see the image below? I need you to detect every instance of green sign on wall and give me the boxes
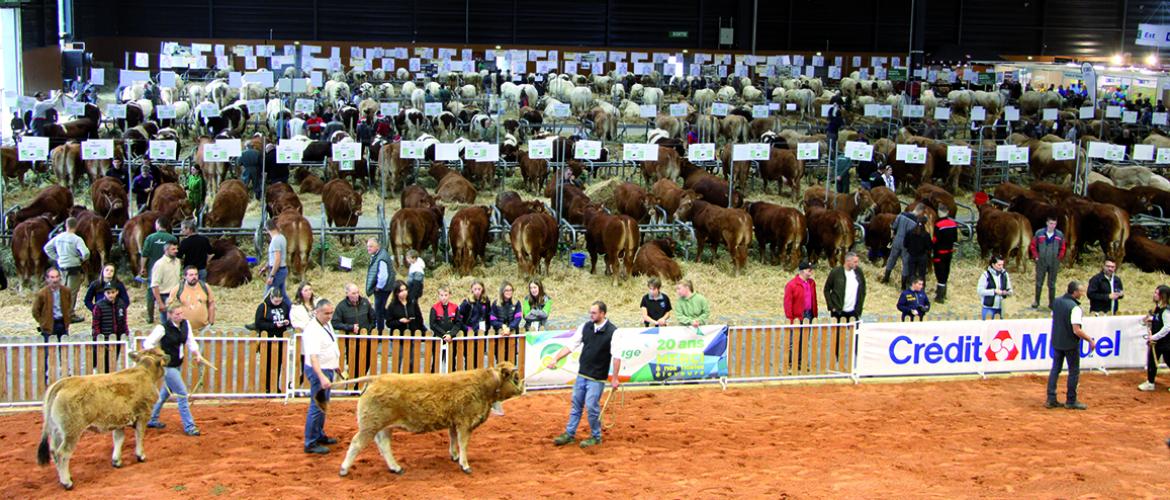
[668,31,689,39]
[888,68,908,81]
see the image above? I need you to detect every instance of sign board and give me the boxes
[1105,144,1126,161]
[752,105,769,118]
[970,106,986,122]
[106,104,127,119]
[399,141,427,160]
[1106,106,1122,118]
[1042,108,1058,121]
[906,147,927,164]
[380,102,400,117]
[465,143,499,162]
[864,104,880,117]
[1155,112,1169,126]
[1079,106,1095,119]
[731,143,769,162]
[244,99,266,114]
[820,104,833,117]
[687,143,715,162]
[1158,148,1170,164]
[64,101,86,116]
[934,107,950,120]
[796,142,819,160]
[1005,106,1020,122]
[995,144,1015,161]
[904,105,924,118]
[669,103,688,117]
[1051,142,1077,161]
[424,102,444,117]
[434,143,461,161]
[149,140,177,160]
[574,140,602,160]
[197,102,220,118]
[946,145,971,166]
[711,102,730,116]
[276,143,304,163]
[1137,23,1170,48]
[1087,142,1110,159]
[1122,111,1138,124]
[844,141,873,162]
[215,138,242,158]
[622,143,659,162]
[895,144,916,162]
[332,142,361,161]
[155,105,176,119]
[1007,146,1029,165]
[529,139,553,160]
[81,140,115,160]
[17,136,49,162]
[1133,144,1156,162]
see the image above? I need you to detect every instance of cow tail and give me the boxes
[38,382,62,465]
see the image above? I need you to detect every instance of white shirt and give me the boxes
[302,318,340,369]
[882,174,895,191]
[1070,305,1083,326]
[408,257,426,275]
[143,322,201,361]
[290,304,315,331]
[287,117,306,138]
[842,268,859,312]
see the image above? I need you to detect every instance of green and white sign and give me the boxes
[465,143,499,162]
[276,143,304,164]
[295,98,315,114]
[687,143,715,162]
[202,144,229,163]
[149,140,177,161]
[732,143,770,162]
[81,139,115,160]
[947,145,971,166]
[622,143,659,162]
[17,136,49,161]
[1008,146,1029,164]
[796,142,819,160]
[574,140,602,160]
[399,140,426,160]
[332,141,361,161]
[529,139,553,160]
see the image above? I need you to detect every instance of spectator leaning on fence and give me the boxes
[32,268,72,342]
[365,237,394,335]
[784,262,819,324]
[674,280,710,327]
[521,279,552,330]
[1046,281,1092,410]
[43,216,90,322]
[255,288,292,338]
[1139,285,1170,392]
[459,280,493,334]
[1030,216,1067,309]
[290,282,317,332]
[1087,259,1125,315]
[332,283,375,334]
[144,302,205,436]
[978,255,1013,320]
[150,242,183,324]
[429,286,462,340]
[302,298,340,455]
[83,263,130,313]
[897,278,931,321]
[387,280,425,334]
[141,216,177,323]
[640,278,673,327]
[824,252,866,323]
[491,281,523,334]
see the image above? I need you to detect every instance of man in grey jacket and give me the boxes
[43,217,90,322]
[881,204,924,285]
[1029,216,1066,309]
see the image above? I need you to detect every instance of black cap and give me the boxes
[798,261,813,271]
[102,284,117,292]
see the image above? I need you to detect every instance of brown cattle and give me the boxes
[196,136,230,197]
[72,209,114,283]
[120,211,162,278]
[401,185,437,209]
[510,212,558,277]
[328,158,372,191]
[206,239,252,288]
[390,206,445,268]
[495,191,544,225]
[641,146,681,185]
[449,206,491,276]
[1132,186,1170,217]
[976,203,1032,272]
[613,182,659,223]
[674,197,751,275]
[1008,195,1079,262]
[9,185,74,229]
[321,179,364,246]
[805,206,854,267]
[718,143,752,193]
[550,184,591,225]
[745,201,806,269]
[296,169,326,194]
[993,182,1034,204]
[681,160,743,208]
[275,210,314,281]
[582,205,640,284]
[1,146,34,186]
[1067,198,1130,263]
[1030,181,1076,204]
[462,160,496,189]
[266,183,303,217]
[517,151,549,194]
[12,215,53,291]
[1087,182,1152,216]
[865,213,897,266]
[430,162,478,203]
[914,183,958,217]
[650,179,694,222]
[49,143,83,189]
[333,363,526,476]
[758,147,804,198]
[380,142,414,194]
[203,179,249,227]
[1124,229,1170,274]
[632,238,682,282]
[869,186,901,215]
[90,176,129,228]
[149,183,192,222]
[803,186,875,222]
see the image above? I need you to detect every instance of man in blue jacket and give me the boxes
[897,278,931,321]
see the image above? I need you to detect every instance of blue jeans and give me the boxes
[267,267,289,303]
[157,293,170,324]
[149,367,196,432]
[304,366,335,448]
[981,307,1002,320]
[197,269,207,282]
[373,290,390,334]
[564,376,605,440]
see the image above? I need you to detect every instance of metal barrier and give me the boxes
[726,322,856,382]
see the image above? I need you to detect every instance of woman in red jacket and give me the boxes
[783,261,818,324]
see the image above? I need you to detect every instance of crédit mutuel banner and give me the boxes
[525,325,728,387]
[855,316,1148,377]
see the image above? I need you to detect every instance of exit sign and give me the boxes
[668,31,689,39]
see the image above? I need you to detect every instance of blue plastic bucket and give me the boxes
[246,256,259,266]
[570,252,587,268]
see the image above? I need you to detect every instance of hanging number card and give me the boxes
[687,143,715,162]
[149,140,177,160]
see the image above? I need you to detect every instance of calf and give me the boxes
[1,145,35,186]
[1131,186,1170,217]
[150,182,192,222]
[431,162,478,203]
[582,205,641,284]
[865,213,897,266]
[805,206,854,267]
[718,143,751,194]
[276,209,314,281]
[322,179,364,246]
[650,179,694,222]
[50,142,84,189]
[298,171,326,194]
[495,191,544,225]
[10,185,73,229]
[674,197,752,275]
[510,212,559,277]
[73,209,113,283]
[632,238,682,282]
[745,201,806,269]
[640,146,681,185]
[37,349,170,490]
[12,215,53,292]
[1125,230,1170,273]
[462,160,496,190]
[390,206,445,268]
[207,239,252,288]
[613,182,659,223]
[686,172,743,208]
[334,363,525,476]
[203,179,249,227]
[517,151,549,194]
[803,186,875,222]
[90,176,129,227]
[869,186,901,215]
[449,206,491,276]
[120,211,161,278]
[401,185,437,209]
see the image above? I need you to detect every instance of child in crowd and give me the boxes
[406,250,425,304]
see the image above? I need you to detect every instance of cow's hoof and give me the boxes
[461,466,472,475]
[136,454,146,463]
[339,468,349,477]
[61,482,73,491]
[450,455,459,463]
[389,466,403,475]
[111,459,122,468]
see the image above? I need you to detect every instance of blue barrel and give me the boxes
[570,252,587,268]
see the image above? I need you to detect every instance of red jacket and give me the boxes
[783,276,818,322]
